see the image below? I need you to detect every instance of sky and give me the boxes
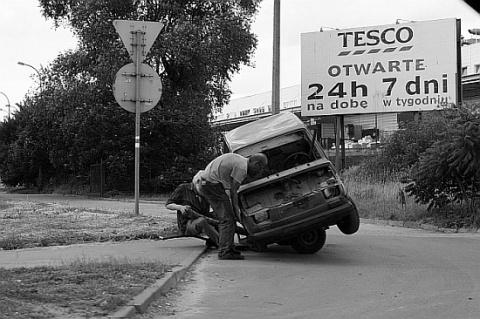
[1,0,479,121]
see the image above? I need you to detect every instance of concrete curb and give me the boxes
[109,246,208,318]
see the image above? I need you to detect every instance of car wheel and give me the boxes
[291,228,326,254]
[337,208,360,235]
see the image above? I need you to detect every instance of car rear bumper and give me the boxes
[243,201,357,245]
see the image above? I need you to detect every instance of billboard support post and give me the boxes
[334,115,346,170]
[341,116,345,169]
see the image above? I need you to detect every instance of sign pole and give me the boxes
[134,30,142,215]
[113,20,164,215]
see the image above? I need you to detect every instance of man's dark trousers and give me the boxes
[201,181,237,257]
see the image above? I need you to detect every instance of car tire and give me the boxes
[291,228,326,254]
[337,208,360,235]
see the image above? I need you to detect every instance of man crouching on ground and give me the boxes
[166,181,220,248]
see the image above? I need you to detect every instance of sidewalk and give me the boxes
[0,237,208,318]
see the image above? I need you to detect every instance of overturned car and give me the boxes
[224,112,359,254]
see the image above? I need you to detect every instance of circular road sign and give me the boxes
[113,63,162,113]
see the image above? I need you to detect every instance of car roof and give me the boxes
[224,112,306,153]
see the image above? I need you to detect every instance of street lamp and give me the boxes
[18,61,42,92]
[0,91,11,119]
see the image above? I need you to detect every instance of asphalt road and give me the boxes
[157,224,480,319]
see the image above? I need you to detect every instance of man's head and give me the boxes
[192,170,205,196]
[247,153,268,176]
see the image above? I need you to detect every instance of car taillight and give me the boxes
[322,187,334,199]
[253,210,269,223]
[322,184,340,199]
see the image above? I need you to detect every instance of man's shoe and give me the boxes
[218,252,245,260]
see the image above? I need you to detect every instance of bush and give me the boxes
[406,104,480,212]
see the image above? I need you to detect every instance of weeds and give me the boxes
[342,165,479,229]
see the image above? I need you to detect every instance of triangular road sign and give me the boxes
[113,20,164,62]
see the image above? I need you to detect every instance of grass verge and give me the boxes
[0,257,169,319]
[0,202,177,250]
[0,198,178,318]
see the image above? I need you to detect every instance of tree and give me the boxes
[0,0,260,192]
[0,97,49,188]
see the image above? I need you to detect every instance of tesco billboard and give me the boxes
[301,19,461,116]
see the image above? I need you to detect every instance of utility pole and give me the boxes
[271,0,280,114]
